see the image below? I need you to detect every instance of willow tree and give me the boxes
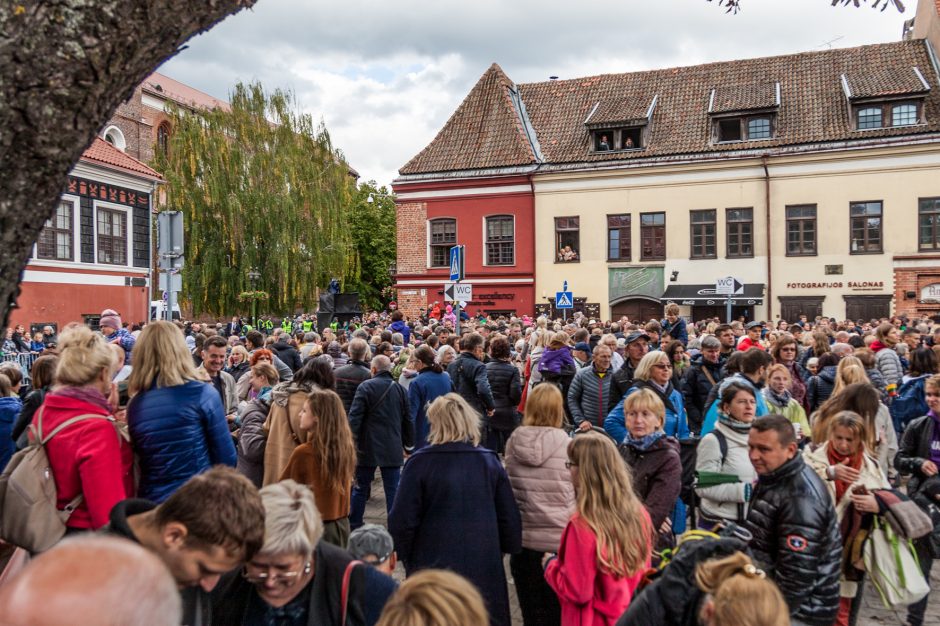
[156,83,355,316]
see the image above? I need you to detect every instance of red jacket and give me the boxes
[545,512,651,626]
[31,392,134,529]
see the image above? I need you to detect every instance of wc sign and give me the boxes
[715,276,744,296]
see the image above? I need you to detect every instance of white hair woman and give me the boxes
[212,479,398,625]
[388,393,522,626]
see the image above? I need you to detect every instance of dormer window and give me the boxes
[584,95,657,153]
[709,82,780,144]
[842,68,929,132]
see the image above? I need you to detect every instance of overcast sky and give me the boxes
[159,0,909,186]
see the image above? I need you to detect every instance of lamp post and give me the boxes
[247,268,261,326]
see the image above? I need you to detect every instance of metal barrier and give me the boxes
[1,353,38,386]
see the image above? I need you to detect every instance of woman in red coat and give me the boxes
[544,431,652,626]
[31,324,134,531]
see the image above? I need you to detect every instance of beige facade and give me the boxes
[534,143,940,322]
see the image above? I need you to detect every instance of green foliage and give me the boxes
[154,82,356,316]
[343,181,397,311]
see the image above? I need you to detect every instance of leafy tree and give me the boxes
[155,82,356,316]
[344,182,397,311]
[0,0,256,327]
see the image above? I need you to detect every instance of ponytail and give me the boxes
[415,345,443,374]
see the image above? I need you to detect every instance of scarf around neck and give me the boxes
[764,386,792,408]
[717,411,753,434]
[826,443,864,503]
[623,430,665,451]
[53,385,113,413]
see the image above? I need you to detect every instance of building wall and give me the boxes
[534,144,940,322]
[105,88,154,164]
[912,0,940,57]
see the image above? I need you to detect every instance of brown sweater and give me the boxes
[279,443,350,522]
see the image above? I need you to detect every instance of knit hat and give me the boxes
[347,524,394,563]
[100,309,122,330]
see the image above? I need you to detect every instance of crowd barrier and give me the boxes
[0,353,38,386]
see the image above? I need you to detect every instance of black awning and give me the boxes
[661,283,764,306]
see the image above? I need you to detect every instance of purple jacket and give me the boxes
[537,346,575,375]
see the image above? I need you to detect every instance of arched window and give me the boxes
[157,122,171,156]
[102,125,127,151]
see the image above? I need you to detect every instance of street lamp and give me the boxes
[247,268,261,325]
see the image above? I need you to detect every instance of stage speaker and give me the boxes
[334,293,361,315]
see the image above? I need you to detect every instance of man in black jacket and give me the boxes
[447,332,495,419]
[102,467,266,626]
[746,415,840,626]
[680,335,725,434]
[271,329,303,372]
[348,355,414,530]
[334,338,372,413]
[610,331,649,404]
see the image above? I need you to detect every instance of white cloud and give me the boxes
[159,0,909,185]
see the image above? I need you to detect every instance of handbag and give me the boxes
[863,515,930,608]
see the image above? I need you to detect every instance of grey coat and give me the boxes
[566,364,615,428]
[236,396,270,488]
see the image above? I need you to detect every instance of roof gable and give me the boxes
[398,64,537,175]
[81,138,162,181]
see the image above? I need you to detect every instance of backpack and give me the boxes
[889,376,929,435]
[679,430,728,508]
[0,408,116,553]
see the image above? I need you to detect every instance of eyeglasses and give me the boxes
[565,461,577,469]
[242,561,311,585]
[652,363,673,370]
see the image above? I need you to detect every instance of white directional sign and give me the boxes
[444,282,472,302]
[715,276,744,296]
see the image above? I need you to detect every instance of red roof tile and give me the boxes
[399,64,537,175]
[81,138,162,181]
[399,40,940,175]
[143,72,230,111]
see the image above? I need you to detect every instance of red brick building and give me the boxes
[393,65,539,318]
[11,139,162,331]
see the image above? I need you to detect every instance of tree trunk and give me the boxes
[0,0,256,327]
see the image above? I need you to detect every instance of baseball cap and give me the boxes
[745,321,762,330]
[347,524,394,564]
[624,331,651,345]
[573,342,592,354]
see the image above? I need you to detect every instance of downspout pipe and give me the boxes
[762,155,772,322]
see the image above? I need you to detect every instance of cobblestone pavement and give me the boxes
[362,474,937,625]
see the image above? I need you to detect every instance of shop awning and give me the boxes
[661,283,764,306]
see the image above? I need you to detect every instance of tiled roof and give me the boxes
[585,96,655,126]
[710,82,778,113]
[398,40,940,175]
[81,138,162,180]
[142,72,230,111]
[398,63,537,175]
[843,66,929,99]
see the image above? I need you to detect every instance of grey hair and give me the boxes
[303,332,316,343]
[437,345,457,363]
[348,338,370,361]
[701,335,721,350]
[391,332,404,346]
[372,355,393,373]
[258,480,323,558]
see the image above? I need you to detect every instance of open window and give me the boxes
[709,82,779,143]
[555,217,580,262]
[584,95,657,153]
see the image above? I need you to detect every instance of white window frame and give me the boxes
[482,214,516,267]
[427,217,457,270]
[102,125,127,151]
[31,194,80,263]
[93,200,132,268]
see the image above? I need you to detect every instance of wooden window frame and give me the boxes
[640,212,666,261]
[785,204,817,257]
[37,200,74,261]
[607,214,631,261]
[96,207,128,266]
[854,100,922,131]
[689,209,717,259]
[555,216,581,263]
[428,218,456,268]
[849,200,883,255]
[713,113,776,143]
[484,215,514,266]
[726,207,754,259]
[918,197,940,252]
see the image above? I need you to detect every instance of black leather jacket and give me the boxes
[895,413,937,495]
[679,355,724,435]
[745,454,841,626]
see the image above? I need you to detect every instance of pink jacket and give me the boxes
[545,513,651,626]
[505,426,575,552]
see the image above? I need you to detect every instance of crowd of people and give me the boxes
[0,302,939,626]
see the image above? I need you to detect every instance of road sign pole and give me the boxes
[726,295,732,324]
[455,282,461,337]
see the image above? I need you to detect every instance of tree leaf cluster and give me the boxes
[343,182,397,312]
[155,82,356,316]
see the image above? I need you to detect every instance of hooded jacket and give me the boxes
[389,320,411,346]
[619,435,682,532]
[271,338,302,373]
[0,395,22,471]
[261,381,316,485]
[236,394,271,488]
[745,454,841,626]
[504,426,575,552]
[807,365,838,412]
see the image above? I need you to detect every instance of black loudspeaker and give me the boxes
[317,312,334,331]
[319,293,335,313]
[334,293,361,315]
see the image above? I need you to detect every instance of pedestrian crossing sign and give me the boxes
[556,291,573,309]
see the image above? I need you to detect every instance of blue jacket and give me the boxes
[127,380,236,503]
[388,442,521,626]
[661,317,689,345]
[0,395,22,471]
[389,320,411,346]
[605,382,689,444]
[407,369,453,450]
[700,373,770,436]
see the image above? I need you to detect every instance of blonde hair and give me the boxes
[695,552,788,626]
[633,350,668,382]
[55,323,116,387]
[568,432,652,577]
[128,321,199,396]
[522,384,565,428]
[426,393,481,446]
[665,303,680,316]
[304,389,356,496]
[258,480,323,557]
[831,356,867,396]
[765,363,792,384]
[251,362,279,386]
[374,569,488,626]
[826,410,870,454]
[623,388,665,428]
[229,345,249,364]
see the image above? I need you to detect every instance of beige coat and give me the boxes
[261,382,315,486]
[504,426,575,552]
[195,366,237,415]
